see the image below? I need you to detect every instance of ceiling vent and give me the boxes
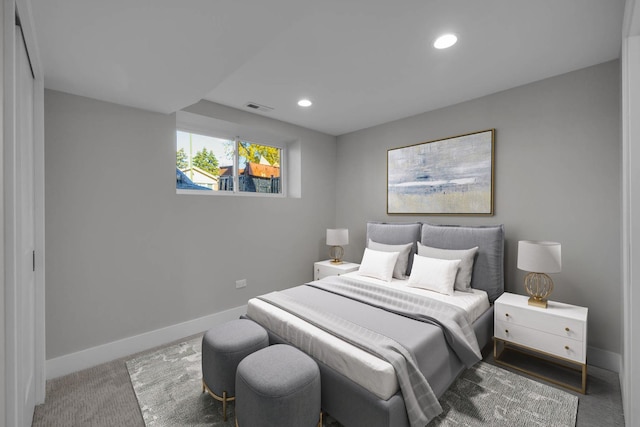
[244,102,274,113]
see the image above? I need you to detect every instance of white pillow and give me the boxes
[368,239,413,279]
[407,255,461,296]
[417,243,478,292]
[358,248,400,282]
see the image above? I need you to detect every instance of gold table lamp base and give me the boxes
[528,296,548,308]
[524,272,554,309]
[329,245,344,264]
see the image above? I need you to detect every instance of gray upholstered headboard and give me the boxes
[366,222,421,276]
[365,221,505,303]
[420,223,504,303]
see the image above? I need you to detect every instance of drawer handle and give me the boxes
[505,329,509,334]
[565,327,570,332]
[505,313,510,317]
[564,345,570,350]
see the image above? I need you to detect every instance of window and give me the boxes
[176,130,283,195]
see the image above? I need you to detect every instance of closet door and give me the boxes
[14,23,36,426]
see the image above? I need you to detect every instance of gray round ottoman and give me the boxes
[235,344,322,427]
[201,319,269,421]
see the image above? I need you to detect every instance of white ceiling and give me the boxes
[31,0,625,136]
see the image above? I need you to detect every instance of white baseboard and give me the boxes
[587,345,621,373]
[45,304,248,380]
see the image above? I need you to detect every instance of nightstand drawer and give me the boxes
[495,303,585,341]
[316,264,340,280]
[495,320,584,363]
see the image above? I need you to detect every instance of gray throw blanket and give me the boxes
[309,276,482,366]
[257,276,482,427]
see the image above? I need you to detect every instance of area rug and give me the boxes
[428,361,578,426]
[126,336,578,427]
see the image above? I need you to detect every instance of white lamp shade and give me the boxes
[517,240,561,273]
[326,229,349,246]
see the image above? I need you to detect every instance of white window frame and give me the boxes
[176,113,286,198]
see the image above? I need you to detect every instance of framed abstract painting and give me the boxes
[387,129,495,215]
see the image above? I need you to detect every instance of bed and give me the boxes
[245,222,504,427]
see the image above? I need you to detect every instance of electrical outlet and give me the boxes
[235,279,247,289]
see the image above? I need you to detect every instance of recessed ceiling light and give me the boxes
[433,34,457,49]
[298,99,312,107]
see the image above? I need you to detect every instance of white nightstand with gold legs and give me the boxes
[493,292,588,394]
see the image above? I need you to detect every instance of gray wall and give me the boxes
[336,60,621,355]
[44,60,621,361]
[44,91,336,359]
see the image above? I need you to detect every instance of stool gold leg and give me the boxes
[202,382,235,421]
[222,391,227,421]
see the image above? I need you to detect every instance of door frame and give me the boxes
[3,0,45,424]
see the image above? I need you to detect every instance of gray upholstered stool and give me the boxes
[235,344,322,427]
[201,319,269,421]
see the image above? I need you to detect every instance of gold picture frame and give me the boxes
[387,129,495,215]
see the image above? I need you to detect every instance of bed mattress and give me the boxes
[246,275,489,400]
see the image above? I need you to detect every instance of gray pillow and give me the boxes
[368,239,413,279]
[417,242,478,292]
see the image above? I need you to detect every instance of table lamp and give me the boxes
[517,240,562,308]
[326,229,349,264]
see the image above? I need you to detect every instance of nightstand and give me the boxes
[493,292,588,393]
[313,260,359,281]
